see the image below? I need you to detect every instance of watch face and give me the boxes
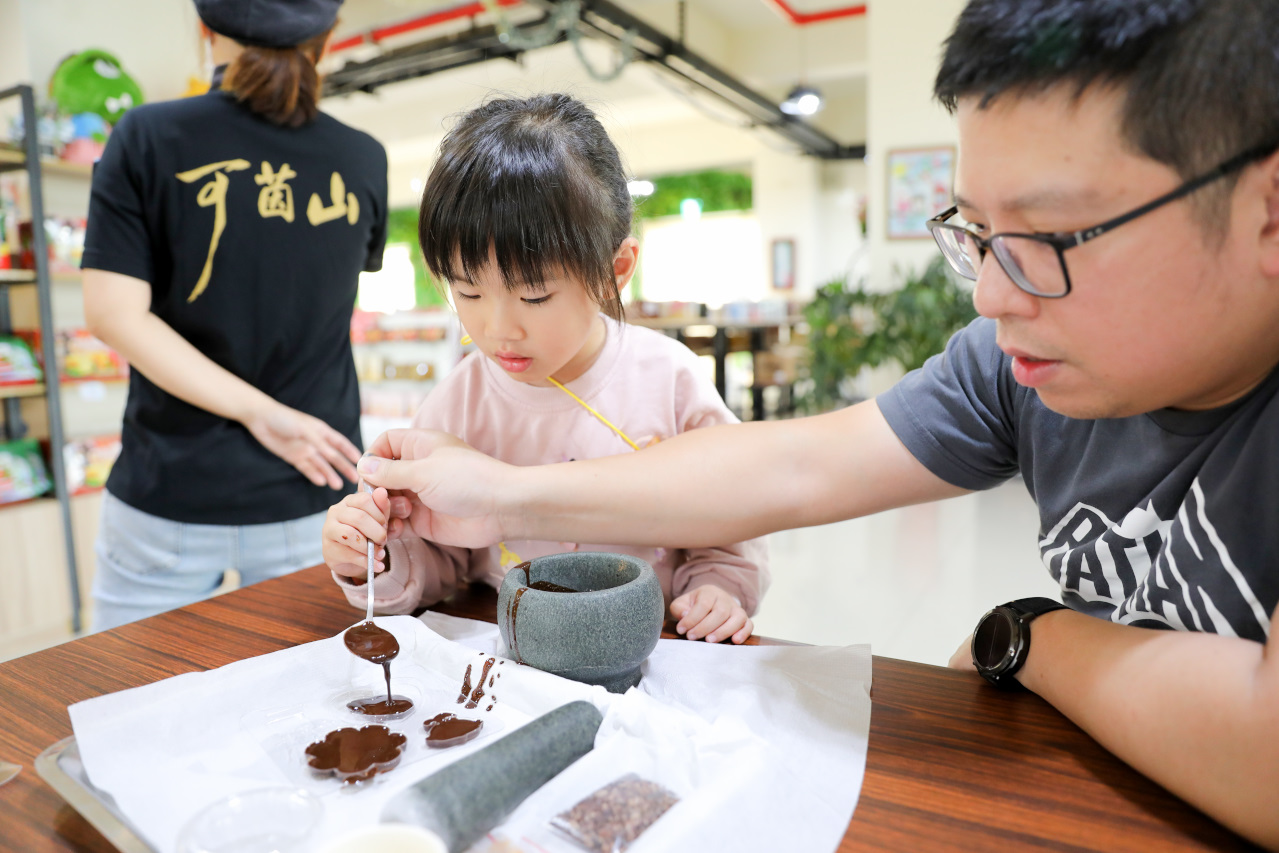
[973,609,1015,671]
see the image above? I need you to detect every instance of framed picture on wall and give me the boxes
[771,238,796,290]
[886,146,955,239]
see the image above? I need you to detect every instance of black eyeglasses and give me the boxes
[927,141,1279,298]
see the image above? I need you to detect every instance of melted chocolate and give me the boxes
[527,580,578,593]
[457,657,497,709]
[305,725,406,784]
[503,570,578,664]
[505,587,529,662]
[465,657,497,709]
[424,713,483,748]
[344,621,405,708]
[457,663,473,704]
[346,696,414,716]
[343,621,399,664]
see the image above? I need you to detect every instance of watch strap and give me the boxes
[1004,597,1068,621]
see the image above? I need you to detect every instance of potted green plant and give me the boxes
[799,254,977,413]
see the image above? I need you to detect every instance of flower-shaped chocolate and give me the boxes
[305,725,407,784]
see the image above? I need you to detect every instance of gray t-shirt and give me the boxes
[878,317,1275,643]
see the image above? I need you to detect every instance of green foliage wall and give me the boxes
[634,170,752,219]
[385,207,446,308]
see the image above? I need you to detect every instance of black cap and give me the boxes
[195,0,343,49]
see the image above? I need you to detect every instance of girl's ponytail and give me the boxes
[221,28,331,127]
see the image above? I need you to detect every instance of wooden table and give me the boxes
[0,566,1259,852]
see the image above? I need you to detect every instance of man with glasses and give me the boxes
[353,1,1279,844]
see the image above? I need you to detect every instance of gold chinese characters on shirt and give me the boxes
[176,160,361,303]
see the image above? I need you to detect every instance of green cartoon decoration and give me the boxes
[50,49,144,125]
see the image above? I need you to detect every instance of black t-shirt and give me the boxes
[82,90,387,525]
[879,318,1276,643]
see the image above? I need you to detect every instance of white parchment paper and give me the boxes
[69,613,871,853]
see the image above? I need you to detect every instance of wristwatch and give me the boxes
[971,597,1068,689]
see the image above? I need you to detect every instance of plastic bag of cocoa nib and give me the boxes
[550,774,680,853]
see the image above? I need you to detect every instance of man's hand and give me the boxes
[245,402,362,489]
[357,429,512,548]
[949,633,977,671]
[671,585,754,644]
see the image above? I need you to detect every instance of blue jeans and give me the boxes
[90,491,327,632]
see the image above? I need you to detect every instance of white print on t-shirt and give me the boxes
[1039,479,1271,639]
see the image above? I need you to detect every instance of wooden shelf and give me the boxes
[0,382,45,399]
[40,159,94,179]
[0,495,58,513]
[0,148,94,179]
[60,375,127,385]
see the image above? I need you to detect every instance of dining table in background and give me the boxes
[0,565,1261,852]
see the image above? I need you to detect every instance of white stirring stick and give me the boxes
[360,478,376,622]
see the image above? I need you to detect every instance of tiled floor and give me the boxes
[752,478,1060,666]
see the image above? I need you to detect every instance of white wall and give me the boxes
[5,0,202,104]
[865,0,965,292]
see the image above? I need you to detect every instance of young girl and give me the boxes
[323,93,768,644]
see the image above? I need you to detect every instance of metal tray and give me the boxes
[35,736,156,853]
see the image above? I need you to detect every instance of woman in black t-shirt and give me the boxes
[81,0,387,630]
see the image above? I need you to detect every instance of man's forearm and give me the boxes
[1019,610,1279,849]
[502,399,966,548]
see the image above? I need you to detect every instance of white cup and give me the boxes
[315,824,448,853]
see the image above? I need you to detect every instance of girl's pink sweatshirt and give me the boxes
[333,316,770,616]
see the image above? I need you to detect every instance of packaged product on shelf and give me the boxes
[0,439,53,504]
[0,335,44,384]
[63,435,122,495]
[57,328,127,380]
[7,216,87,273]
[45,216,86,274]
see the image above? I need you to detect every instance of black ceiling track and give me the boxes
[324,16,566,98]
[323,1,866,160]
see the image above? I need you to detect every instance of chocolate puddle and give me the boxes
[346,696,414,716]
[305,725,406,784]
[424,713,483,748]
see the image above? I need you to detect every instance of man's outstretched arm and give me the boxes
[360,398,969,549]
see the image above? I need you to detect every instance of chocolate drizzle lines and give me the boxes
[457,663,473,704]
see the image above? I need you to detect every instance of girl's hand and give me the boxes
[671,585,754,644]
[323,488,393,579]
[244,402,362,489]
[357,429,512,548]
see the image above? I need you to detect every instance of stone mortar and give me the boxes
[496,552,665,693]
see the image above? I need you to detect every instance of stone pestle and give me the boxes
[380,700,604,851]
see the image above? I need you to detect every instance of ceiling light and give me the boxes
[780,85,823,117]
[627,179,655,197]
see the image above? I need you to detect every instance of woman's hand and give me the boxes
[357,429,512,548]
[244,402,362,489]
